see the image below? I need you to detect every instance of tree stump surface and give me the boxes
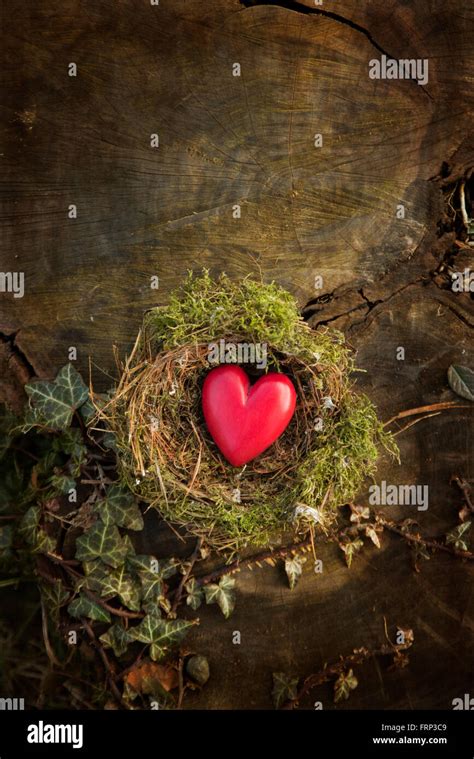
[2,0,473,709]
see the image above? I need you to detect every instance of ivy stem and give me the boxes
[451,474,474,513]
[82,589,144,620]
[69,572,144,620]
[170,537,203,615]
[81,618,130,709]
[185,504,474,601]
[282,636,413,710]
[192,537,312,589]
[375,515,474,559]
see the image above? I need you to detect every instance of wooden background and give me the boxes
[1,0,473,709]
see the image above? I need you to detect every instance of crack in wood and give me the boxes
[0,330,36,378]
[303,165,473,331]
[240,0,392,56]
[240,0,433,99]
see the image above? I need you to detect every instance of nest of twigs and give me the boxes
[96,272,396,554]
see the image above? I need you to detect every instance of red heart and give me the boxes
[202,366,296,467]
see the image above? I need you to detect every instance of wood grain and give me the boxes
[1,0,473,709]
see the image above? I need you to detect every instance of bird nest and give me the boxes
[96,272,396,554]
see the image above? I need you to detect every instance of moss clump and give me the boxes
[97,271,397,554]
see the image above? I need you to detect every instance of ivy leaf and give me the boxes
[140,577,164,607]
[24,364,89,430]
[284,555,306,590]
[21,406,45,432]
[121,534,136,557]
[127,554,159,574]
[446,521,471,552]
[49,474,76,495]
[95,484,144,532]
[100,622,132,657]
[447,365,474,402]
[102,432,118,452]
[18,505,40,545]
[78,397,96,424]
[341,538,364,568]
[334,669,358,702]
[0,524,14,565]
[40,580,70,622]
[272,672,299,709]
[203,575,236,618]
[128,555,176,605]
[185,577,203,610]
[81,389,114,421]
[0,524,13,551]
[349,503,370,522]
[68,592,111,623]
[128,559,163,605]
[19,504,56,553]
[128,611,194,661]
[52,429,87,476]
[32,450,61,481]
[35,528,57,554]
[0,457,28,511]
[75,519,129,568]
[0,405,16,461]
[85,560,141,611]
[158,595,172,616]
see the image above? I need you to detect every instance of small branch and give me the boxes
[384,401,472,427]
[0,577,22,588]
[376,515,474,560]
[283,637,413,709]
[80,479,113,486]
[44,553,144,619]
[193,537,312,589]
[82,589,144,620]
[46,552,81,568]
[9,445,40,462]
[451,475,474,513]
[392,412,440,436]
[116,646,147,682]
[81,619,129,709]
[170,537,203,614]
[459,180,469,230]
[186,501,472,599]
[176,655,185,710]
[40,596,62,668]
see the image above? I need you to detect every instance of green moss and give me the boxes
[103,271,397,554]
[143,270,347,367]
[295,394,398,509]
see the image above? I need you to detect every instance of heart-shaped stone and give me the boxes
[202,366,296,466]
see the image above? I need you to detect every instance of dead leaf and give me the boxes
[396,627,414,646]
[365,524,382,548]
[125,659,179,695]
[349,504,370,522]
